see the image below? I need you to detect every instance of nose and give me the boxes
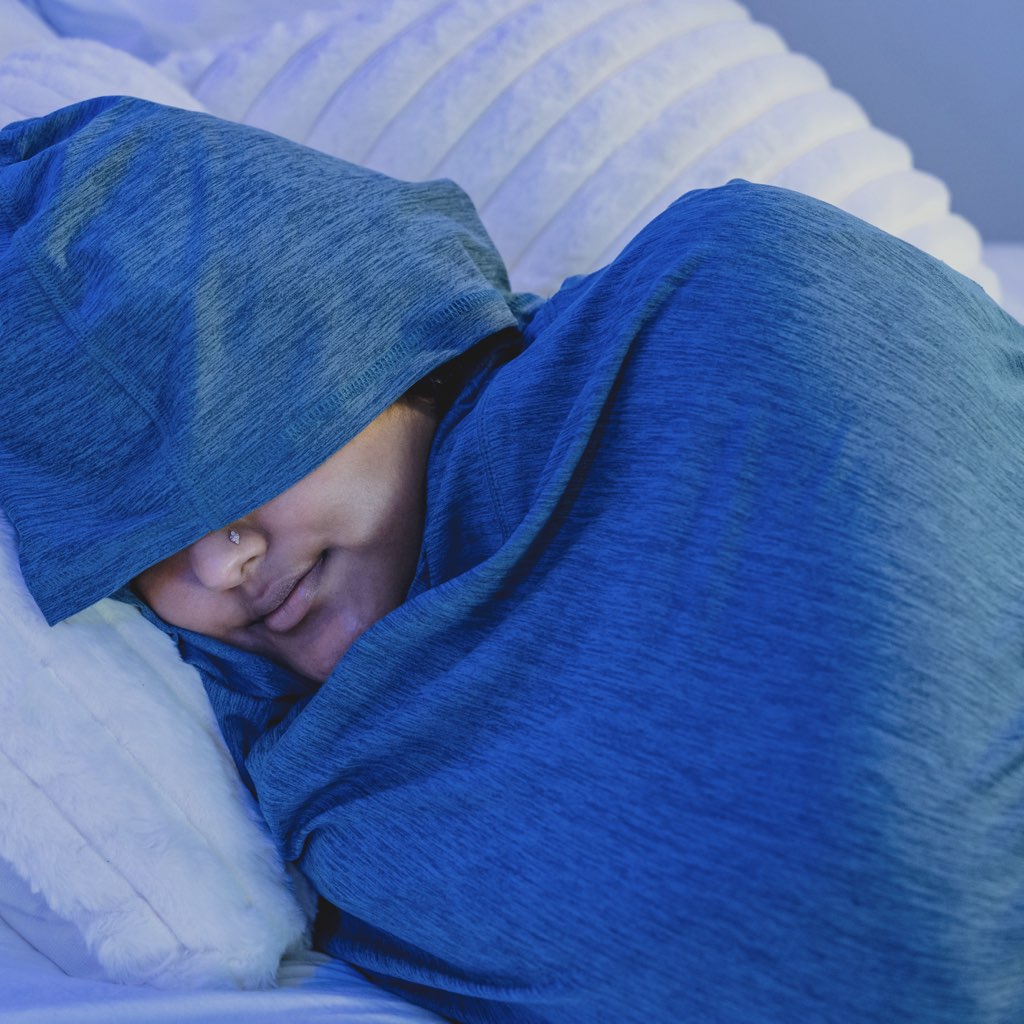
[187,523,266,592]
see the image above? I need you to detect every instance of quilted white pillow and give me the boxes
[0,0,56,61]
[0,509,311,987]
[983,244,1024,325]
[159,0,1000,300]
[0,36,205,129]
[14,0,346,61]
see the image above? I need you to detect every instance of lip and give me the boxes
[260,554,326,634]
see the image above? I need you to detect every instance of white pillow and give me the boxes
[0,3,1012,992]
[0,508,311,987]
[158,0,1001,300]
[0,36,205,129]
[16,0,348,62]
[0,39,315,990]
[0,0,56,61]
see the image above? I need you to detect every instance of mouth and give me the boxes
[260,552,327,634]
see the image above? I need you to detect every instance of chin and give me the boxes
[299,643,347,684]
[293,595,400,683]
[296,618,363,683]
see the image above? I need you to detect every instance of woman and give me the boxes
[3,95,1024,1023]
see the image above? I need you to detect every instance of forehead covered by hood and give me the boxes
[0,95,531,625]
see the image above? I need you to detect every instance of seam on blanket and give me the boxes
[186,46,223,100]
[0,901,78,980]
[423,0,658,181]
[801,131,909,207]
[838,169,948,234]
[510,41,804,266]
[190,11,324,101]
[741,93,866,184]
[0,66,73,109]
[765,126,881,202]
[749,128,910,211]
[832,165,939,214]
[304,0,526,160]
[0,748,184,955]
[186,30,244,98]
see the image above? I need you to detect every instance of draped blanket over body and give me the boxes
[3,97,1024,1023]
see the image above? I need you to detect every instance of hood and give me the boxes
[0,95,536,625]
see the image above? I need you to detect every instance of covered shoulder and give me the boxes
[620,179,1002,329]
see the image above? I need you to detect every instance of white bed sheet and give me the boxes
[0,914,444,1023]
[0,856,442,1024]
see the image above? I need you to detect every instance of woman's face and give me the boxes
[133,400,438,683]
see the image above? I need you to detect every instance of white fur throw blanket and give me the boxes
[0,511,310,987]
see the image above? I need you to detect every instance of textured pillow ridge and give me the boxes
[0,37,205,129]
[158,0,1000,299]
[0,0,56,62]
[0,510,309,987]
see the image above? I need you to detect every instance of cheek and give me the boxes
[135,562,230,637]
[133,560,177,616]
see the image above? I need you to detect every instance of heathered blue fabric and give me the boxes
[6,96,1024,1022]
[0,95,535,624]
[154,183,1024,1022]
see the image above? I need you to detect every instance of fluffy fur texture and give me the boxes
[0,510,310,987]
[157,0,1000,299]
[0,36,205,127]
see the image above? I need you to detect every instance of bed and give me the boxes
[1,1,1021,1020]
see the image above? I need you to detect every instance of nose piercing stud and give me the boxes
[228,529,240,545]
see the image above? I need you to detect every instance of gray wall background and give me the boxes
[740,0,1023,241]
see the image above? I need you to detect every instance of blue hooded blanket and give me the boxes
[4,97,1024,1023]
